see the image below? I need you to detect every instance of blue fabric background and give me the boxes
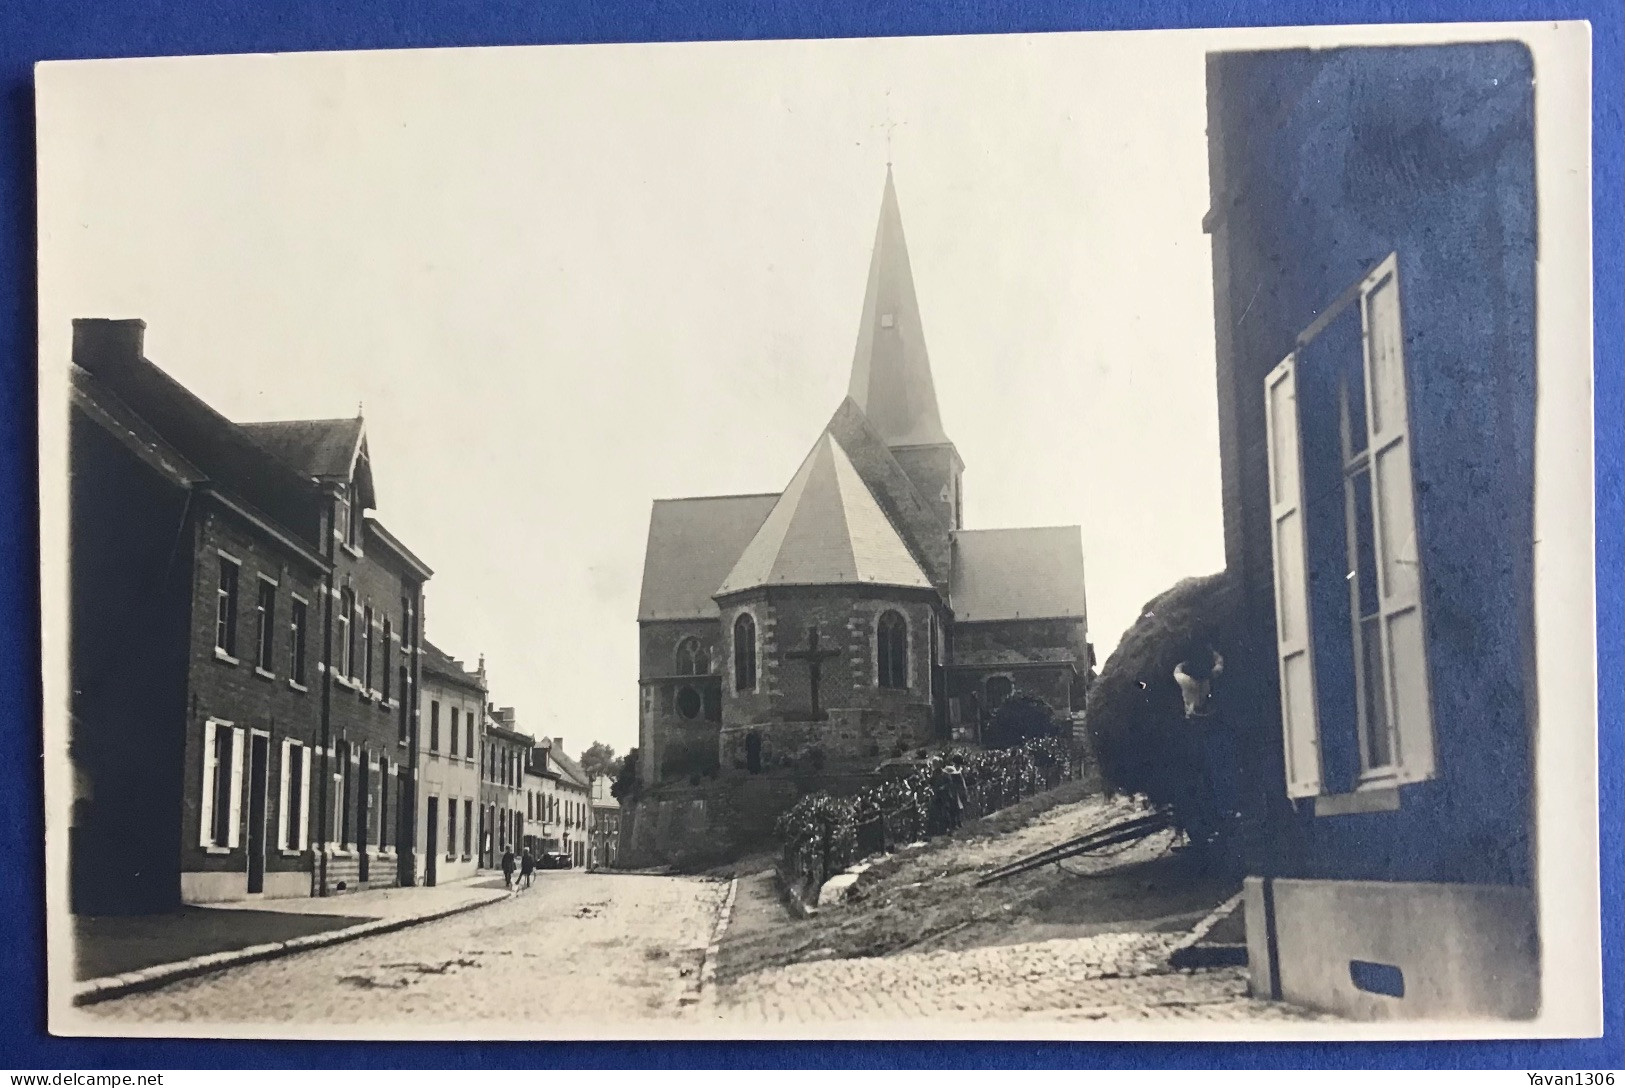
[0,0,1617,1070]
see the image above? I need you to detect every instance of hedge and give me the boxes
[774,737,1071,896]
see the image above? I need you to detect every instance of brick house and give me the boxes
[1203,44,1540,1018]
[416,642,485,886]
[628,170,1091,863]
[68,318,430,910]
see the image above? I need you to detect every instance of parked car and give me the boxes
[538,851,573,870]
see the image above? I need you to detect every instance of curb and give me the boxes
[1167,889,1246,967]
[682,876,738,1015]
[72,891,512,1007]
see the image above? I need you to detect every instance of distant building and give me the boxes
[588,776,620,869]
[536,739,592,868]
[479,708,529,869]
[68,318,431,911]
[1204,43,1539,1019]
[522,744,561,856]
[417,643,485,886]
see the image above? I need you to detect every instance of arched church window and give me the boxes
[986,674,1014,710]
[877,611,908,690]
[733,613,757,692]
[675,636,709,676]
[675,685,702,721]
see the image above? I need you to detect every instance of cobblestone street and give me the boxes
[80,873,728,1030]
[713,930,1333,1025]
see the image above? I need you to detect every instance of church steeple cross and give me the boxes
[782,624,841,720]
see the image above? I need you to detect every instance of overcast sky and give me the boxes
[38,23,1559,760]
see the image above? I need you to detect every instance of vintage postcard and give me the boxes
[36,19,1600,1041]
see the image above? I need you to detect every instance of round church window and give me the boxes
[676,685,702,720]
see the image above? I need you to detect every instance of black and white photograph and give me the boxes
[37,19,1601,1040]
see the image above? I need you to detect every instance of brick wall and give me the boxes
[180,507,328,898]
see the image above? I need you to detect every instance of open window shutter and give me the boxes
[226,727,245,848]
[199,720,218,847]
[278,739,292,851]
[1264,353,1322,798]
[1360,258,1436,784]
[299,750,312,850]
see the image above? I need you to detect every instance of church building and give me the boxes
[635,170,1091,820]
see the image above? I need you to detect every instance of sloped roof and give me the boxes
[847,167,951,448]
[70,319,327,550]
[421,640,483,691]
[71,365,207,490]
[950,527,1089,622]
[239,417,363,480]
[547,744,592,790]
[637,493,779,621]
[717,432,932,596]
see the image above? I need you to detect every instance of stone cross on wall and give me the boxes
[782,624,841,720]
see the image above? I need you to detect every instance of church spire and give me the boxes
[847,167,951,448]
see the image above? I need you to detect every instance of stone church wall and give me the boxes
[618,772,884,870]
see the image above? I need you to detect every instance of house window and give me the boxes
[877,610,908,689]
[465,710,475,760]
[281,741,309,851]
[215,556,241,659]
[447,802,458,861]
[733,613,757,692]
[289,596,309,687]
[255,578,277,672]
[337,588,354,680]
[199,719,242,849]
[1265,253,1436,801]
[675,636,709,675]
[381,621,393,703]
[450,707,460,756]
[429,700,441,752]
[464,799,473,857]
[347,500,363,550]
[362,604,374,692]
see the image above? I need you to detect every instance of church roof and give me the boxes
[638,493,780,621]
[716,431,932,596]
[950,527,1089,622]
[847,167,952,449]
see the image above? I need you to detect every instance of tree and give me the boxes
[611,748,641,803]
[580,741,619,782]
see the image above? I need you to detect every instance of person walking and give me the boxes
[500,846,516,890]
[519,847,536,890]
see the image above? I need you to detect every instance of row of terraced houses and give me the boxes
[67,318,612,913]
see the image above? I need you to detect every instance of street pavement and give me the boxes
[714,931,1333,1025]
[81,872,729,1030]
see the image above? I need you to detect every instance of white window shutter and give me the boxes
[1264,353,1322,798]
[299,750,311,851]
[199,720,218,847]
[1361,258,1436,784]
[226,727,245,848]
[278,739,292,850]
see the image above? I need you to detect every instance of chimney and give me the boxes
[72,318,147,370]
[554,737,566,754]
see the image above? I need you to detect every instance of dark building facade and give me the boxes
[68,318,430,911]
[627,171,1092,865]
[1204,44,1539,1018]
